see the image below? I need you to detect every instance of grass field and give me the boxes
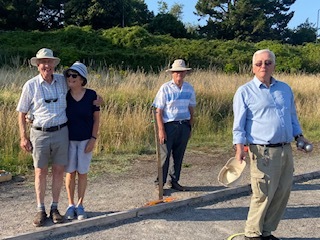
[1,65,319,175]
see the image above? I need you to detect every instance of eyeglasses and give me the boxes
[254,60,273,67]
[44,98,58,103]
[66,73,79,78]
[41,83,58,104]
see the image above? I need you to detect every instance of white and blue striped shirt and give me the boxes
[16,73,68,128]
[153,80,196,123]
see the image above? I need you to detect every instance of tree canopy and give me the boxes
[0,0,317,45]
[195,0,296,42]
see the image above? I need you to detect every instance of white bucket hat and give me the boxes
[30,48,60,67]
[64,61,88,85]
[166,59,192,72]
[218,157,246,187]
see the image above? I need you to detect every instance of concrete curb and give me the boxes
[4,171,320,240]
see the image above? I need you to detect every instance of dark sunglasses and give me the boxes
[45,98,58,103]
[66,73,79,78]
[254,60,273,67]
[41,83,58,103]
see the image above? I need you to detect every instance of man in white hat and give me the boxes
[232,49,311,240]
[153,59,196,191]
[17,48,68,227]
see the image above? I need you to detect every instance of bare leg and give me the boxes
[35,167,48,206]
[51,164,65,203]
[77,173,87,206]
[65,172,76,205]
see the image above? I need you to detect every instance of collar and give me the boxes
[253,76,277,88]
[39,74,55,85]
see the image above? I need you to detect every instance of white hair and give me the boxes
[252,49,276,65]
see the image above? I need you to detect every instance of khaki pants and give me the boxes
[245,144,294,237]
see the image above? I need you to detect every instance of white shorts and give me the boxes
[65,140,92,174]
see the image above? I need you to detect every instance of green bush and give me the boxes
[1,26,320,73]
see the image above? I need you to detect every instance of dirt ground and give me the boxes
[0,145,318,239]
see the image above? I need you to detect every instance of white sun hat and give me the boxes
[30,48,61,67]
[218,157,246,187]
[166,59,192,72]
[64,61,88,86]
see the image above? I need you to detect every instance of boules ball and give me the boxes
[296,140,305,149]
[304,143,313,152]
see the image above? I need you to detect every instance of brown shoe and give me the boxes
[50,209,64,224]
[171,182,186,191]
[33,211,47,227]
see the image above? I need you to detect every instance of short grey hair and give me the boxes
[252,49,276,65]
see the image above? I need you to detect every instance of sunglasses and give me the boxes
[45,98,58,103]
[66,73,79,78]
[41,83,58,104]
[254,60,273,67]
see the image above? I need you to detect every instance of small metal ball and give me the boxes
[304,144,313,152]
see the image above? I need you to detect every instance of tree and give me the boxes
[37,0,65,30]
[146,1,187,38]
[169,3,184,21]
[145,13,188,38]
[286,19,317,45]
[157,1,184,20]
[195,0,296,42]
[157,0,168,14]
[64,0,153,29]
[0,0,42,30]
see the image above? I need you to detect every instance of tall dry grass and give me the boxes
[1,65,320,174]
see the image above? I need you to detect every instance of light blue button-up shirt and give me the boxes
[233,76,302,145]
[153,80,196,123]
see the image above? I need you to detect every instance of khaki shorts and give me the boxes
[30,126,69,168]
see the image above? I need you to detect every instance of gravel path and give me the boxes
[0,145,319,239]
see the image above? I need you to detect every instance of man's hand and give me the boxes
[93,95,104,106]
[25,114,34,124]
[235,143,246,163]
[20,137,33,152]
[158,129,167,145]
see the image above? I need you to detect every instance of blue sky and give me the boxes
[144,0,320,29]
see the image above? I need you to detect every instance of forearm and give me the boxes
[156,109,165,132]
[18,112,28,140]
[189,106,194,126]
[91,112,100,138]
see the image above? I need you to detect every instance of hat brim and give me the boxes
[218,157,246,187]
[166,67,192,72]
[30,57,61,67]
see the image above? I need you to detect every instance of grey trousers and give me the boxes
[157,122,191,185]
[245,144,294,237]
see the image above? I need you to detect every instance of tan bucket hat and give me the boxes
[166,59,192,72]
[218,157,246,187]
[30,48,60,67]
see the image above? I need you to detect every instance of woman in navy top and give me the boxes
[64,62,100,221]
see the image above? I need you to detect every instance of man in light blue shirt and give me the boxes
[233,49,310,240]
[153,59,196,192]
